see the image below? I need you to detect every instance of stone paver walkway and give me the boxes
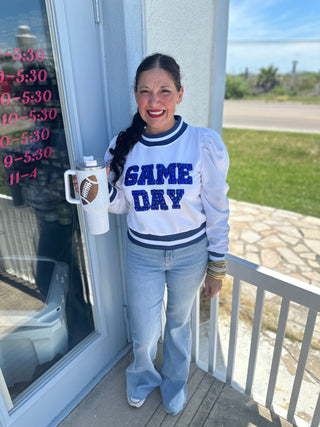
[229,199,320,288]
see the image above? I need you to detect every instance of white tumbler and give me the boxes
[64,157,109,235]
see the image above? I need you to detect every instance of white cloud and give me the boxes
[228,0,320,40]
[228,0,279,39]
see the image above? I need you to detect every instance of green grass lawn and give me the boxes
[222,128,320,218]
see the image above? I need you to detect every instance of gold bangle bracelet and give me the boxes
[207,260,226,268]
[207,267,227,274]
[206,271,226,280]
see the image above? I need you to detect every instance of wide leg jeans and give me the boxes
[126,237,208,415]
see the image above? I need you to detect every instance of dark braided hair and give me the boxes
[109,53,182,184]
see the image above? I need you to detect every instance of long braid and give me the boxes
[109,112,146,184]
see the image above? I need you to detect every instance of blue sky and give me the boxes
[228,0,320,41]
[227,0,320,73]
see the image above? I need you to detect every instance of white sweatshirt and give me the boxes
[104,116,230,261]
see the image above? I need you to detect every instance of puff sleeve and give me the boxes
[104,137,130,214]
[200,129,230,261]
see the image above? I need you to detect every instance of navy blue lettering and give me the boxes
[126,163,193,186]
[138,164,155,185]
[132,190,150,211]
[150,190,168,210]
[125,165,139,186]
[177,163,192,184]
[132,188,186,211]
[167,189,185,209]
[156,163,177,184]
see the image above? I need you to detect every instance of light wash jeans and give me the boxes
[126,237,208,415]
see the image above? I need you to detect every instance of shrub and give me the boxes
[225,75,252,99]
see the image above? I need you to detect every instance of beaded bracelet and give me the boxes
[206,260,227,280]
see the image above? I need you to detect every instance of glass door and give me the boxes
[0,0,95,409]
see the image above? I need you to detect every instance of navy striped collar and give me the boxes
[141,116,188,146]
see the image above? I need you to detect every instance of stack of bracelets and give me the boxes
[206,260,227,280]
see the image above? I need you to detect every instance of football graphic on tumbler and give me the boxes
[80,175,99,205]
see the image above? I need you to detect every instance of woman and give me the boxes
[105,53,229,415]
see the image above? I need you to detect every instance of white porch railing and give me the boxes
[191,253,320,427]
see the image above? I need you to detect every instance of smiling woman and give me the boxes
[104,53,230,415]
[134,67,184,134]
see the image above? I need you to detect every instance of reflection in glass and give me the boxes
[0,0,95,404]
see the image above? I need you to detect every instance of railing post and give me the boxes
[266,297,290,408]
[208,294,219,374]
[245,287,265,395]
[311,391,320,427]
[191,288,200,363]
[287,308,317,423]
[226,277,241,384]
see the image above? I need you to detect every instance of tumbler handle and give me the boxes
[64,169,80,204]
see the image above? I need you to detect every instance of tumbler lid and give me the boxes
[76,156,105,170]
[84,156,97,167]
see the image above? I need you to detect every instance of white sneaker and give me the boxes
[127,396,146,408]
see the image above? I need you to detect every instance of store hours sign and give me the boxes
[0,45,60,189]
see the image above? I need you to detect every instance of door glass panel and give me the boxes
[0,0,95,406]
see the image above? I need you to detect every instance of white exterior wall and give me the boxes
[144,0,229,134]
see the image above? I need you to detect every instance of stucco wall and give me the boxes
[144,0,223,130]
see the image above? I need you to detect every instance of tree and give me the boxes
[256,65,279,92]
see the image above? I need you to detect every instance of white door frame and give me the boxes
[0,0,144,425]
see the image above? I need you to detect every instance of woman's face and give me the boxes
[134,67,184,135]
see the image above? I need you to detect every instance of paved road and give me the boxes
[223,100,320,134]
